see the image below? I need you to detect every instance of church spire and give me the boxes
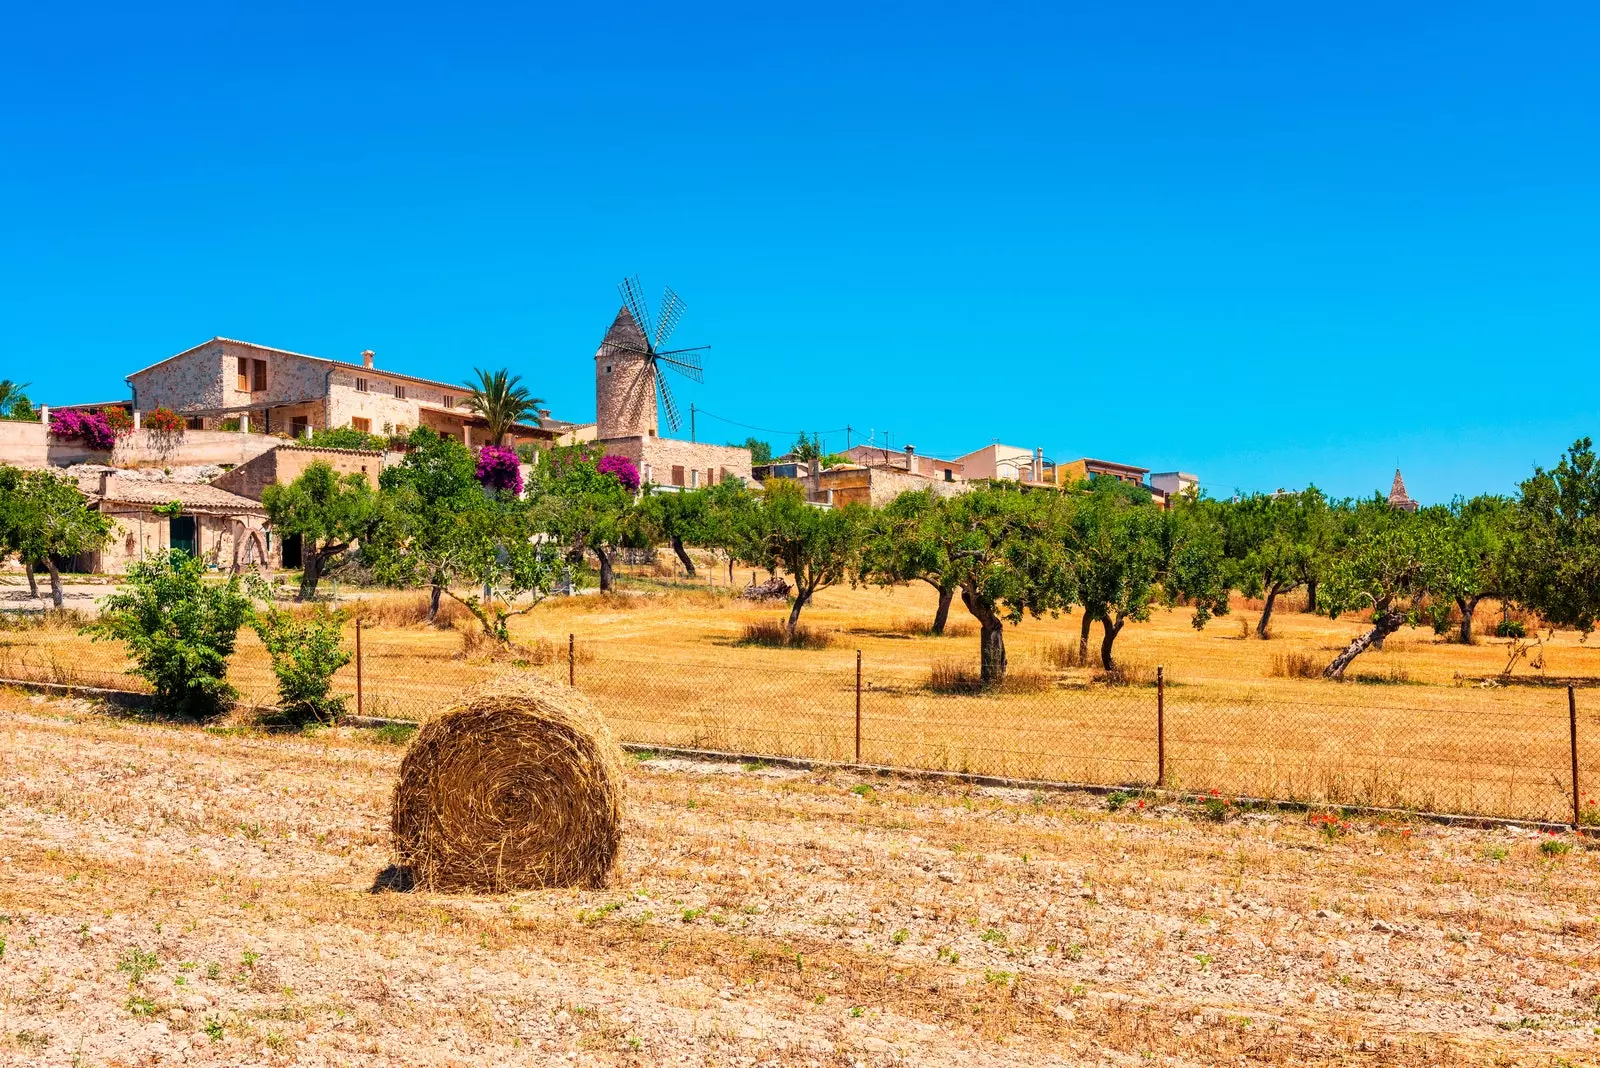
[1388,468,1418,512]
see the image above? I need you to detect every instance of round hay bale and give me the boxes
[390,671,624,892]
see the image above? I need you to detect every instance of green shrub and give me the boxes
[85,552,249,719]
[253,607,351,725]
[1496,619,1527,639]
[299,425,388,451]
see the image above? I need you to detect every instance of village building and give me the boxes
[127,338,576,448]
[72,471,271,574]
[1054,457,1150,488]
[1150,471,1199,499]
[1388,469,1419,512]
[593,310,752,487]
[955,443,1042,482]
[841,444,965,482]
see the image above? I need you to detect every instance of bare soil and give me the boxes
[2,690,1597,1066]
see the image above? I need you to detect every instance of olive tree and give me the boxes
[736,479,865,639]
[262,462,379,600]
[1218,489,1327,639]
[859,489,962,635]
[1066,485,1229,671]
[1316,498,1449,678]
[0,466,112,608]
[1508,437,1600,636]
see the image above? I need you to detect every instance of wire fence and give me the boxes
[3,625,1595,828]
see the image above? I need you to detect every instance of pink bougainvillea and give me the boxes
[597,454,640,492]
[475,444,524,495]
[48,409,118,452]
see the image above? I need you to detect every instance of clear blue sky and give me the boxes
[3,3,1596,503]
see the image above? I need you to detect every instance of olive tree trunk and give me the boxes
[671,535,696,578]
[1323,610,1405,679]
[1099,615,1126,671]
[593,544,614,592]
[45,558,64,609]
[960,581,1007,684]
[1456,595,1485,644]
[297,551,324,601]
[1257,581,1298,639]
[930,582,954,636]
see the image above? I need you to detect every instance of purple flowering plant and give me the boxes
[475,444,524,495]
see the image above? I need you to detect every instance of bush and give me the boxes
[253,607,352,725]
[1496,619,1528,639]
[300,425,387,451]
[143,407,186,434]
[84,551,250,719]
[475,444,523,495]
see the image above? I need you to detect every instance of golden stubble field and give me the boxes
[3,567,1599,822]
[1,688,1597,1066]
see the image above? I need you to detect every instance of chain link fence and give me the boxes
[2,624,1594,827]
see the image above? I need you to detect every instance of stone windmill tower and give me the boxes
[594,277,706,440]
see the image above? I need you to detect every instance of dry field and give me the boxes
[2,688,1598,1066]
[3,570,1599,823]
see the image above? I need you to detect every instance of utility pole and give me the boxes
[690,404,696,443]
[846,425,852,451]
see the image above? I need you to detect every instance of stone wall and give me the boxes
[128,342,229,412]
[0,421,279,470]
[600,436,753,488]
[212,446,384,501]
[95,511,273,574]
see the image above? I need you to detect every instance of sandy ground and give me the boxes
[1,689,1598,1066]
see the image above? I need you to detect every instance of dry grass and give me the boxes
[737,618,833,649]
[343,591,471,629]
[1270,648,1323,679]
[5,583,1599,822]
[928,659,1053,694]
[1,689,1597,1065]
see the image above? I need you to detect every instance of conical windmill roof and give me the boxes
[1389,468,1409,502]
[600,306,648,352]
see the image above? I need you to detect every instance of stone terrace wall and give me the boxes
[213,446,384,501]
[0,422,279,470]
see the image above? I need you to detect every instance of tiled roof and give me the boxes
[84,478,266,515]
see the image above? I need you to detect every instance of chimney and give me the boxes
[904,444,916,474]
[1032,447,1043,483]
[98,471,116,496]
[361,350,375,369]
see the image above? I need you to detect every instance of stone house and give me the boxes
[75,472,272,574]
[841,444,965,483]
[592,310,751,486]
[805,464,972,508]
[1054,457,1150,489]
[127,338,577,447]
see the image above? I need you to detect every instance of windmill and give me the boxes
[594,277,707,438]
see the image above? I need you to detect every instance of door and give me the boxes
[169,516,197,558]
[280,532,303,569]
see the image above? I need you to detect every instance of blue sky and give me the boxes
[3,2,1596,502]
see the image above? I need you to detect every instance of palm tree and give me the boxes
[0,380,31,418]
[461,368,543,445]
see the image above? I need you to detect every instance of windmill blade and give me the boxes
[653,345,706,383]
[617,276,654,345]
[599,340,652,359]
[654,286,685,349]
[654,363,684,432]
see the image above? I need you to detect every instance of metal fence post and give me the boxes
[855,649,863,763]
[1571,684,1580,830]
[355,620,363,719]
[1156,665,1165,788]
[569,633,576,688]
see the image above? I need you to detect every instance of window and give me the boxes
[671,465,685,487]
[351,417,372,433]
[186,416,205,430]
[441,394,454,409]
[237,356,250,391]
[355,377,369,393]
[393,385,406,400]
[706,468,715,486]
[251,358,267,392]
[604,364,612,375]
[944,468,954,482]
[290,416,309,438]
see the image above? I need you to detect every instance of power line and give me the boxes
[690,407,849,439]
